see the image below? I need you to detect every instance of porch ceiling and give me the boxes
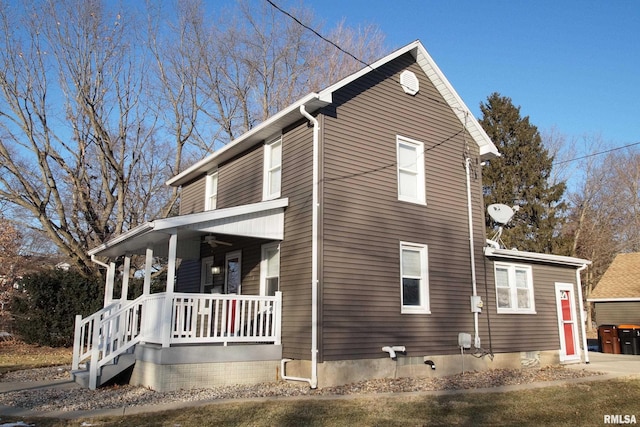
[88,198,288,259]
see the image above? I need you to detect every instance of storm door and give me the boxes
[225,251,242,294]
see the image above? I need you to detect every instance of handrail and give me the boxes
[72,292,282,389]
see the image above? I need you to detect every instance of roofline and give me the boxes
[166,40,499,188]
[88,223,155,257]
[484,247,591,267]
[587,297,640,302]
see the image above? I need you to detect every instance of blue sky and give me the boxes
[298,0,639,147]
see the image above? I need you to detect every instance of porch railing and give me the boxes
[72,292,282,389]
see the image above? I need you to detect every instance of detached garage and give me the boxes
[589,252,640,326]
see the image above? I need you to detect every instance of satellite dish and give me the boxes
[487,204,516,225]
[487,204,520,249]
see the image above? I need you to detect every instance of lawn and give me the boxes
[0,339,72,375]
[0,342,638,426]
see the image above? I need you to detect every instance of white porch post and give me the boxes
[143,246,153,296]
[104,262,116,307]
[121,255,131,302]
[162,231,178,348]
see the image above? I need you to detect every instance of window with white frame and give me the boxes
[200,256,214,293]
[494,263,536,314]
[397,136,425,204]
[263,137,282,200]
[260,243,280,296]
[400,242,430,314]
[205,170,218,210]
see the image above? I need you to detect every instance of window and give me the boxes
[205,170,218,210]
[494,263,535,314]
[397,136,425,204]
[260,243,280,296]
[400,242,429,314]
[263,137,282,200]
[200,256,214,293]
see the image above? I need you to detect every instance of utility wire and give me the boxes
[265,0,373,71]
[554,141,640,165]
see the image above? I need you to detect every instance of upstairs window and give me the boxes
[397,136,425,204]
[494,263,536,314]
[263,137,282,200]
[205,170,218,210]
[400,242,430,314]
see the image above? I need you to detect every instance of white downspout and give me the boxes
[281,105,319,388]
[465,157,481,349]
[576,263,590,364]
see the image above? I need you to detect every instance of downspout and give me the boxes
[281,104,319,388]
[465,157,481,349]
[91,254,109,269]
[576,264,590,363]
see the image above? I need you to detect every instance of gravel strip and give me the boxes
[0,365,603,412]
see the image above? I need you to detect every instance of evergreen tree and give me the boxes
[480,93,567,253]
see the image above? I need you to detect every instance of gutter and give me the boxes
[281,104,319,389]
[576,264,590,364]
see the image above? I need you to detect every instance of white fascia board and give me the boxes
[587,297,640,302]
[484,247,591,267]
[88,222,155,257]
[166,94,327,187]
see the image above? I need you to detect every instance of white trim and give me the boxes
[205,170,218,211]
[200,256,214,293]
[555,282,581,362]
[167,41,500,188]
[260,242,280,297]
[494,262,536,314]
[262,137,282,201]
[484,247,591,267]
[225,251,242,295]
[400,241,430,314]
[396,135,426,205]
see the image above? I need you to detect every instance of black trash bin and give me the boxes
[598,325,620,354]
[617,325,640,355]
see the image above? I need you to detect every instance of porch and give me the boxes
[72,291,282,389]
[74,199,289,390]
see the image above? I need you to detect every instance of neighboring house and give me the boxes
[72,40,590,391]
[588,252,640,326]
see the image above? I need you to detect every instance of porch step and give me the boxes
[72,353,136,389]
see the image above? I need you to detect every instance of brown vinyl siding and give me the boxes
[279,121,313,360]
[594,302,640,326]
[217,143,264,209]
[179,175,206,215]
[319,53,486,360]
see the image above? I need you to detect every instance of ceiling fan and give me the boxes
[203,235,232,248]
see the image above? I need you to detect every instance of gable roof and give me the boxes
[589,252,640,301]
[167,40,499,187]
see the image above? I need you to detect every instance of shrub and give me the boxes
[12,269,103,347]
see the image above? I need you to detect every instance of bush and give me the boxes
[12,269,103,347]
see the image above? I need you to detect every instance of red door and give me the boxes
[560,290,576,356]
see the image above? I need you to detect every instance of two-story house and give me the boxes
[73,40,591,391]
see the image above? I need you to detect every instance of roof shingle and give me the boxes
[590,252,640,299]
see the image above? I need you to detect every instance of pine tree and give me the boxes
[480,93,567,254]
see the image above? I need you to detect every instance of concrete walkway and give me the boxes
[1,351,639,421]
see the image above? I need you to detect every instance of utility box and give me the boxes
[598,325,621,354]
[617,325,640,355]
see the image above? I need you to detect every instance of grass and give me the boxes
[0,343,639,426]
[0,339,72,375]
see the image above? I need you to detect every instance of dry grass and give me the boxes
[0,339,72,375]
[2,378,639,426]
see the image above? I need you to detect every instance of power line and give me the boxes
[554,141,640,165]
[264,0,373,71]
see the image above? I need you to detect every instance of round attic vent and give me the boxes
[400,70,419,95]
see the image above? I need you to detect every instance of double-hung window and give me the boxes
[397,136,425,204]
[263,137,282,200]
[494,263,535,314]
[260,243,280,296]
[205,170,218,210]
[400,242,430,314]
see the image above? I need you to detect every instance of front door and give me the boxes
[555,283,580,362]
[225,251,242,294]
